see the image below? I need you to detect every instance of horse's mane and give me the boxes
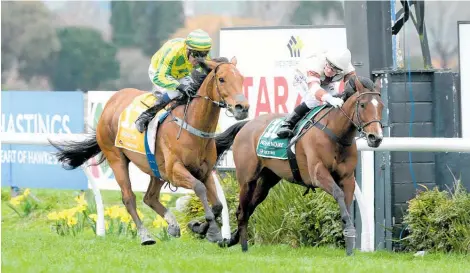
[339,76,376,101]
[170,57,230,108]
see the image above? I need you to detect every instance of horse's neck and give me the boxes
[327,96,358,141]
[186,74,220,135]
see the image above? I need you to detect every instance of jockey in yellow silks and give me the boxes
[277,48,357,138]
[135,29,212,133]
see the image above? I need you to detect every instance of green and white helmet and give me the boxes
[325,48,352,72]
[185,29,212,51]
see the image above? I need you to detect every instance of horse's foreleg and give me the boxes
[143,176,180,237]
[311,163,355,256]
[204,174,223,219]
[106,151,155,245]
[340,175,356,214]
[171,162,222,243]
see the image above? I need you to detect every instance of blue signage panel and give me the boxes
[1,91,88,190]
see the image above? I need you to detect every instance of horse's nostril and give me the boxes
[368,134,376,142]
[235,104,243,111]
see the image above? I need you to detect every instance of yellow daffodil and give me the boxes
[120,214,131,224]
[47,212,59,221]
[74,193,87,207]
[152,217,168,228]
[89,214,98,222]
[76,204,87,212]
[9,197,21,206]
[67,217,78,226]
[160,194,172,203]
[23,188,31,197]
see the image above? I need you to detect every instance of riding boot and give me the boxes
[135,94,171,133]
[277,102,311,138]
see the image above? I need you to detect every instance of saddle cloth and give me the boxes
[255,105,326,160]
[115,93,167,155]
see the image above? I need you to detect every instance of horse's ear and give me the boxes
[230,56,237,66]
[354,76,364,92]
[374,77,382,92]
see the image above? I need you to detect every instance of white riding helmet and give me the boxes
[325,48,352,72]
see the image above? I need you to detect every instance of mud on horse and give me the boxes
[215,76,384,255]
[50,57,249,245]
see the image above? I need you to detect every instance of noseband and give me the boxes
[338,91,383,137]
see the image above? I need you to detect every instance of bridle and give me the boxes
[337,91,384,138]
[190,62,233,112]
[171,62,244,139]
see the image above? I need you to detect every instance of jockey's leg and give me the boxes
[135,88,181,133]
[277,102,311,138]
[277,72,316,138]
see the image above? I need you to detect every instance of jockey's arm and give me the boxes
[152,55,180,90]
[306,71,330,103]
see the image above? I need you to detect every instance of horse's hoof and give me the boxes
[188,220,209,235]
[345,235,356,256]
[218,238,229,248]
[206,225,223,243]
[141,237,156,246]
[139,228,156,246]
[241,241,248,252]
[168,224,181,238]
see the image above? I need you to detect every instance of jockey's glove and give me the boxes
[322,93,344,108]
[177,82,197,97]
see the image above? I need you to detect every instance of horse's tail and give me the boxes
[215,120,249,160]
[49,131,105,170]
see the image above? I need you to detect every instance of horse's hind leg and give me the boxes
[248,168,281,216]
[104,149,155,245]
[143,176,180,237]
[236,178,257,252]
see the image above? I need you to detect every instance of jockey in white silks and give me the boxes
[277,48,357,138]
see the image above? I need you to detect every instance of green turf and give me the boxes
[2,188,469,273]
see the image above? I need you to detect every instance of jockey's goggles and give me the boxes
[189,50,209,58]
[326,59,343,74]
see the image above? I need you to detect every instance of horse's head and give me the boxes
[343,76,384,148]
[196,57,250,120]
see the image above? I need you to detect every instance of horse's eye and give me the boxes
[360,103,366,108]
[219,77,225,83]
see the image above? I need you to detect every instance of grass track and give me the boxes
[2,188,469,273]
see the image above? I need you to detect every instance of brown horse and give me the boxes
[214,76,384,255]
[50,57,249,245]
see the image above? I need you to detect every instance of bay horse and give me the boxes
[50,57,249,245]
[215,76,384,255]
